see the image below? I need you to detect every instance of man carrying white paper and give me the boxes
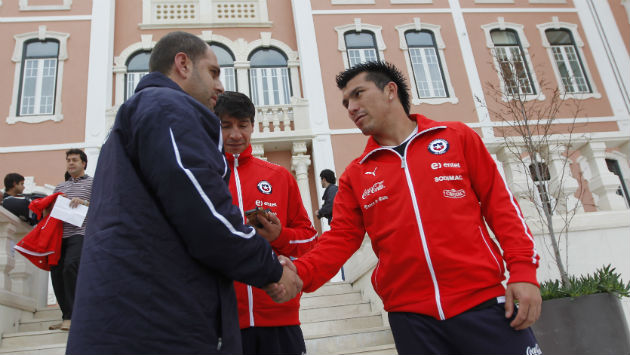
[48,149,93,331]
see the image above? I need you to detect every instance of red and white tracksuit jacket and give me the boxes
[226,145,318,328]
[295,114,539,320]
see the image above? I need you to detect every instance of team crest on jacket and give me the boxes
[428,139,449,155]
[257,180,272,194]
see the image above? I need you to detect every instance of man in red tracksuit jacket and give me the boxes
[269,62,543,355]
[216,91,318,355]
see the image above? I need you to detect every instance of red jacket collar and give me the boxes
[225,144,253,165]
[359,114,444,161]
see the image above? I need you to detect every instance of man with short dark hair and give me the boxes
[276,62,543,355]
[216,91,317,355]
[316,169,338,223]
[66,31,302,354]
[49,148,93,331]
[2,173,39,225]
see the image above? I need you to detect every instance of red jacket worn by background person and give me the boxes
[227,145,318,328]
[14,192,64,271]
[294,114,539,321]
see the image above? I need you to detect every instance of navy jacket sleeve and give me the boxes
[126,88,282,288]
[318,184,338,219]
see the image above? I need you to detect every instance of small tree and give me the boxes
[476,52,587,287]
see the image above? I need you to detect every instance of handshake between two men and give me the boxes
[246,207,304,303]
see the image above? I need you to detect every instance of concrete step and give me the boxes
[33,308,61,320]
[300,290,363,308]
[300,301,372,323]
[301,312,384,337]
[302,282,354,298]
[334,344,398,355]
[18,318,61,333]
[305,326,394,354]
[0,343,66,355]
[0,330,68,350]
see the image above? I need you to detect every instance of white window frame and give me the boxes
[390,0,432,3]
[202,31,242,94]
[482,19,544,101]
[474,0,514,3]
[335,20,386,70]
[396,20,458,105]
[140,0,271,28]
[537,20,601,100]
[249,66,291,106]
[529,0,566,4]
[113,35,156,106]
[19,0,72,11]
[332,0,374,4]
[7,26,68,124]
[244,32,301,106]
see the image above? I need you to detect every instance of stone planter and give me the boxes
[532,292,630,355]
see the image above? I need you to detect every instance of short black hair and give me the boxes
[335,61,411,115]
[66,149,88,169]
[320,169,336,185]
[4,173,24,191]
[214,91,256,124]
[149,31,209,75]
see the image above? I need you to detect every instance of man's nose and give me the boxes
[216,80,224,94]
[347,100,359,115]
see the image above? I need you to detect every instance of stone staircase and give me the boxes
[0,282,396,355]
[301,282,396,355]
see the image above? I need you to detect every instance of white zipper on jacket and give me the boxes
[360,126,447,319]
[233,154,255,327]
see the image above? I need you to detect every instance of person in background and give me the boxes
[49,149,93,331]
[316,169,338,224]
[216,91,317,355]
[2,173,40,225]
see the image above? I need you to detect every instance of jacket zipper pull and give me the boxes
[401,157,407,169]
[234,154,239,168]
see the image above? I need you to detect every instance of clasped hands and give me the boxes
[246,211,302,303]
[263,255,303,303]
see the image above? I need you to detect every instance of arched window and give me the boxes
[606,158,630,208]
[545,29,591,94]
[19,39,60,116]
[249,48,291,106]
[210,43,236,92]
[490,29,535,96]
[344,31,379,67]
[405,30,447,98]
[125,51,150,101]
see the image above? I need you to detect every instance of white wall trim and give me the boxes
[536,19,601,100]
[6,26,69,124]
[0,142,87,153]
[312,8,577,15]
[84,0,115,176]
[335,20,386,69]
[448,0,494,138]
[19,0,72,11]
[395,20,458,105]
[0,15,91,23]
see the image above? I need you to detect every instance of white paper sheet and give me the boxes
[49,195,88,227]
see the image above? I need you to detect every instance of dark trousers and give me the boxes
[388,303,541,355]
[241,325,306,355]
[50,235,83,320]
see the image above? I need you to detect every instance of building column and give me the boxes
[580,141,627,210]
[290,0,337,206]
[545,146,584,215]
[235,62,250,97]
[84,0,115,175]
[291,142,314,222]
[496,147,538,217]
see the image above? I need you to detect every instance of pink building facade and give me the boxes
[1,0,629,250]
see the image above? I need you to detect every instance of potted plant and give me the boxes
[532,265,630,354]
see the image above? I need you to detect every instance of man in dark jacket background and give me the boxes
[316,169,338,224]
[66,31,302,354]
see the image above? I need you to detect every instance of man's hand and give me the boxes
[69,197,88,208]
[263,255,302,303]
[253,212,282,243]
[505,282,542,330]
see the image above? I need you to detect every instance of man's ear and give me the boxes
[172,52,191,80]
[385,81,398,100]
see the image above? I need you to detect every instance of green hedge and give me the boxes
[540,265,630,300]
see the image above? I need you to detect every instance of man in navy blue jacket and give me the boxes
[66,31,301,354]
